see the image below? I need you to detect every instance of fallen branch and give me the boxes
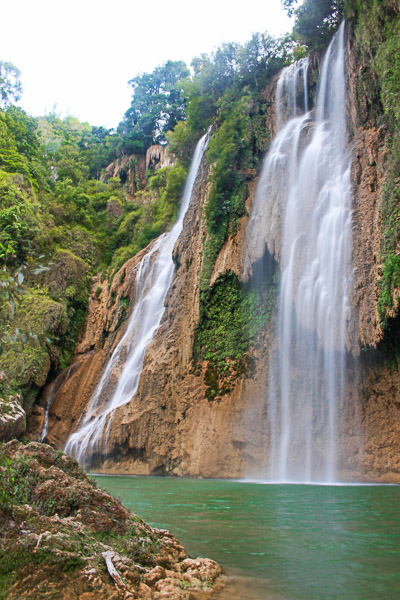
[102,551,126,589]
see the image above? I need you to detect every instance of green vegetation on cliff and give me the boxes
[347,0,400,327]
[194,270,278,400]
[102,163,187,276]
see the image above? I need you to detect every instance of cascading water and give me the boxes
[245,23,354,483]
[65,131,209,465]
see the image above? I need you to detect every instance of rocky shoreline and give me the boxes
[0,442,225,599]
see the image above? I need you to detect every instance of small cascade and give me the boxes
[245,23,354,482]
[40,362,80,442]
[243,58,310,273]
[65,131,209,465]
[40,383,58,442]
[275,57,309,129]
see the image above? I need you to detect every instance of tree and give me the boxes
[237,33,293,90]
[79,125,115,179]
[281,0,344,47]
[118,60,190,153]
[0,171,39,264]
[281,0,298,17]
[0,61,22,108]
[0,107,49,188]
[55,144,89,184]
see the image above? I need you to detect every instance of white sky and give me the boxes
[0,0,292,129]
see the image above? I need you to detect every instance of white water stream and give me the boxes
[40,362,80,442]
[245,23,353,482]
[65,132,209,465]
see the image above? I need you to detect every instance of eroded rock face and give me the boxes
[32,150,273,478]
[101,146,174,196]
[32,240,161,449]
[146,144,174,174]
[359,357,400,483]
[0,442,224,599]
[101,154,147,193]
[339,27,400,481]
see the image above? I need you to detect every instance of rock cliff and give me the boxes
[101,145,174,194]
[346,34,387,348]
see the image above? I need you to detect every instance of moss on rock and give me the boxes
[40,249,91,305]
[194,269,277,400]
[0,290,67,420]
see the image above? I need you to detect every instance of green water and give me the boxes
[95,476,400,600]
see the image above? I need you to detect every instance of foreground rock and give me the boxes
[0,393,26,443]
[0,441,224,599]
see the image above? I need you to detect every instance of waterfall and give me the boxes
[65,131,209,465]
[245,23,353,482]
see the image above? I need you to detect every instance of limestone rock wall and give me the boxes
[145,144,174,174]
[346,33,388,349]
[359,356,400,483]
[101,145,174,195]
[95,158,273,477]
[34,241,160,448]
[101,154,147,193]
[343,22,400,481]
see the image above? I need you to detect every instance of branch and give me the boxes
[102,551,126,589]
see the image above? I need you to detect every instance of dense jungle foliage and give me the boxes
[0,0,398,410]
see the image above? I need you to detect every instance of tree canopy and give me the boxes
[282,0,344,47]
[117,60,190,154]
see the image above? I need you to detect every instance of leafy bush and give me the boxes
[0,171,39,264]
